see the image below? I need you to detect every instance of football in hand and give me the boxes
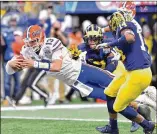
[12,55,25,71]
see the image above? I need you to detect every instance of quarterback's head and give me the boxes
[23,25,45,52]
[118,1,136,21]
[83,24,103,49]
[109,12,127,32]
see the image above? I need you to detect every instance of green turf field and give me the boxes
[1,119,144,134]
[1,103,156,134]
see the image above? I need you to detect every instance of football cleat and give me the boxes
[6,96,16,108]
[96,125,112,133]
[130,122,140,132]
[96,124,119,134]
[143,121,156,134]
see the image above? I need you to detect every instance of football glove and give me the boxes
[79,51,87,63]
[111,48,121,61]
[68,46,82,60]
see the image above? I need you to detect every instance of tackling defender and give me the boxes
[96,10,156,133]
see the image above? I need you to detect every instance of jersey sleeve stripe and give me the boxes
[53,43,62,52]
[52,39,62,51]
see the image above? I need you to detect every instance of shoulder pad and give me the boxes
[44,37,63,51]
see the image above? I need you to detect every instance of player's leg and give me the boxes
[84,62,126,133]
[96,101,152,133]
[76,63,118,102]
[31,70,48,98]
[130,101,152,121]
[89,74,123,133]
[113,68,155,133]
[58,81,68,104]
[3,71,12,99]
[86,83,107,101]
[14,68,34,103]
[79,63,114,87]
[2,62,16,106]
[99,68,126,133]
[74,63,118,133]
[73,77,115,133]
[129,101,153,132]
[85,83,113,133]
[113,68,152,112]
[31,70,49,106]
[12,72,21,100]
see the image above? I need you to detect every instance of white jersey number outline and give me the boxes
[132,20,146,51]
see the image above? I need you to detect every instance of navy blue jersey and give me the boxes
[116,20,151,71]
[78,43,103,68]
[78,43,101,61]
[78,43,118,72]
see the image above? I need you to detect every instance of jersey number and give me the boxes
[134,21,146,51]
[139,33,146,51]
[133,20,146,51]
[46,39,54,45]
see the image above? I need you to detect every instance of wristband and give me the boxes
[34,61,50,71]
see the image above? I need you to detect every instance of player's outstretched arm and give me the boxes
[97,28,135,49]
[49,59,63,72]
[22,58,63,72]
[6,56,24,75]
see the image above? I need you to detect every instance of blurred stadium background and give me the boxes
[1,1,157,134]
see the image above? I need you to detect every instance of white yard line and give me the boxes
[1,116,131,123]
[1,104,107,111]
[1,104,131,123]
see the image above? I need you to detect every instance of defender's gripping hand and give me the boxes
[68,44,82,60]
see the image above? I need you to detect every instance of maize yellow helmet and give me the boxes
[109,12,127,32]
[83,24,103,44]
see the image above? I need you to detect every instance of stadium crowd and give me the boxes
[1,1,156,106]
